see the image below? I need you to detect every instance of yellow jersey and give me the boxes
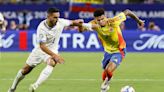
[90,12,126,53]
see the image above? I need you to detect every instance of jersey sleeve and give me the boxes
[60,18,72,27]
[37,28,47,43]
[112,12,126,26]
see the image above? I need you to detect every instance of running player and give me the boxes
[8,7,83,92]
[0,12,6,32]
[80,8,144,92]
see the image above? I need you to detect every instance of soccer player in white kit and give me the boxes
[0,12,6,32]
[8,7,83,92]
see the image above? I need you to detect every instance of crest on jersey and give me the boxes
[109,27,114,32]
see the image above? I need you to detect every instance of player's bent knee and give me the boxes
[106,62,117,73]
[22,64,34,75]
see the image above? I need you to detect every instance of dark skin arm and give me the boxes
[123,9,145,26]
[79,9,145,32]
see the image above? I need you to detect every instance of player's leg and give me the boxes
[101,52,112,92]
[102,48,126,81]
[8,64,34,92]
[29,57,57,92]
[101,52,125,92]
[101,61,118,92]
[105,48,126,81]
[101,52,112,81]
[8,51,43,92]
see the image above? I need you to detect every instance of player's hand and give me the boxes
[51,54,65,64]
[72,19,84,25]
[76,19,84,23]
[138,19,145,27]
[74,19,84,32]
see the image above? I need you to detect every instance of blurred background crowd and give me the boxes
[0,0,163,32]
[0,0,164,4]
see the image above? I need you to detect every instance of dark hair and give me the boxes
[93,8,105,17]
[47,7,59,14]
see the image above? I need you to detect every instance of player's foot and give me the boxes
[8,88,15,92]
[100,78,110,92]
[101,86,110,92]
[29,84,38,92]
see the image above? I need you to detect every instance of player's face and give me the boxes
[95,15,107,27]
[47,12,60,26]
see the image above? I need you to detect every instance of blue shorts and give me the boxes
[102,48,126,69]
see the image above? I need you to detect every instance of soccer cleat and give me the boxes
[8,88,15,92]
[101,86,110,92]
[29,84,38,92]
[100,78,110,92]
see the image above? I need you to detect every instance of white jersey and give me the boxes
[33,18,71,54]
[0,12,6,31]
[0,12,4,22]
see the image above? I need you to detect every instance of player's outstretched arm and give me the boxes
[70,19,84,26]
[78,23,99,32]
[67,19,86,32]
[123,9,144,27]
[68,19,98,32]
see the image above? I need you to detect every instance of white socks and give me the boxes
[10,65,54,91]
[11,70,25,89]
[33,65,53,88]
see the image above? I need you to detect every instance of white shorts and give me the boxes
[26,48,58,67]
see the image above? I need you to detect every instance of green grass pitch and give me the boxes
[0,52,164,92]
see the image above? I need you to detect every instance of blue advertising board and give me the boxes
[0,30,164,52]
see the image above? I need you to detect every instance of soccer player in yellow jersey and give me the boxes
[80,8,145,92]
